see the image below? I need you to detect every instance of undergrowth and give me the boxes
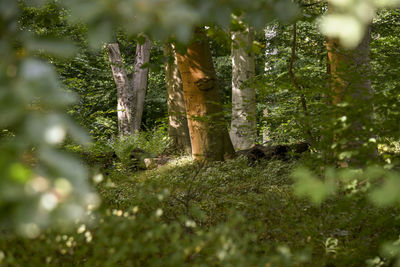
[1,156,399,266]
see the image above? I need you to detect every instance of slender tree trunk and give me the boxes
[263,23,278,144]
[264,24,278,72]
[132,36,151,131]
[230,27,257,150]
[164,43,192,154]
[176,28,235,162]
[107,43,135,136]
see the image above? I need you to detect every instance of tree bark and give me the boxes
[108,37,151,136]
[132,36,151,131]
[164,43,192,154]
[326,24,375,165]
[264,24,278,72]
[230,26,257,150]
[107,43,135,136]
[327,27,373,104]
[176,28,235,162]
[263,23,278,144]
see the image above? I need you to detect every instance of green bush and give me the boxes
[109,126,169,168]
[110,126,168,156]
[66,126,169,172]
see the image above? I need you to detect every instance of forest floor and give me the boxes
[2,155,400,266]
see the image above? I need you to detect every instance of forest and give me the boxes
[0,0,400,266]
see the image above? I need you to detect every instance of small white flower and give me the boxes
[77,224,86,234]
[40,192,58,211]
[85,231,92,243]
[45,125,66,145]
[93,174,104,184]
[54,178,72,197]
[155,208,163,217]
[185,220,196,228]
[132,206,139,214]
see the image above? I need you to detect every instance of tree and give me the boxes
[107,37,151,136]
[164,43,192,154]
[176,28,235,162]
[107,43,134,136]
[262,23,278,144]
[264,24,278,72]
[132,36,151,131]
[230,23,257,150]
[326,24,375,165]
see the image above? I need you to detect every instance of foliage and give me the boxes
[20,3,170,140]
[20,1,119,139]
[319,0,400,47]
[2,156,400,265]
[255,17,327,145]
[142,42,168,130]
[254,7,400,163]
[0,0,97,236]
[1,0,400,265]
[66,126,169,173]
[109,126,169,170]
[60,0,300,48]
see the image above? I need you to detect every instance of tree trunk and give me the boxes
[107,43,135,136]
[326,24,375,165]
[327,26,373,104]
[263,23,278,144]
[176,28,235,162]
[132,36,151,131]
[230,27,257,150]
[164,43,192,154]
[264,24,278,72]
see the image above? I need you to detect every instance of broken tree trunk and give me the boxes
[108,37,151,136]
[107,43,135,136]
[132,36,151,131]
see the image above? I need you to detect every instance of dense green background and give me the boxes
[0,0,400,265]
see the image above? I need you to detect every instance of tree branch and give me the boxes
[288,22,314,144]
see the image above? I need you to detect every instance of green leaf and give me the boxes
[9,163,32,183]
[293,168,337,205]
[26,38,78,58]
[88,20,113,49]
[369,173,400,206]
[38,148,88,189]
